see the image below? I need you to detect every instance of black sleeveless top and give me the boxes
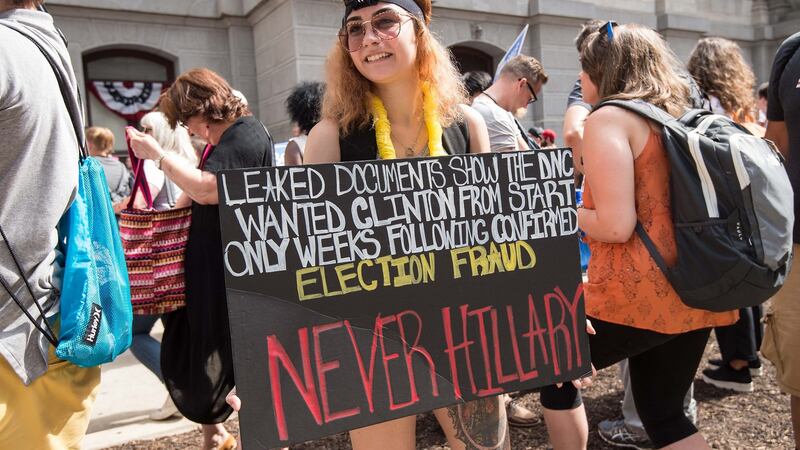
[339,120,471,161]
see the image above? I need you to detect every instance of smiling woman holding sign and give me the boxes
[302,0,505,448]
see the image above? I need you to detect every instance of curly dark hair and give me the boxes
[285,81,325,135]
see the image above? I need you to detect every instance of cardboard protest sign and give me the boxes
[217,150,590,449]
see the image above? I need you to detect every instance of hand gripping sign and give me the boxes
[217,149,590,448]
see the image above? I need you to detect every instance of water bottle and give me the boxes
[575,188,591,271]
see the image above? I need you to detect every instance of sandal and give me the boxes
[506,400,539,428]
[210,434,237,450]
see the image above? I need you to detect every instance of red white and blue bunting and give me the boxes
[89,81,164,122]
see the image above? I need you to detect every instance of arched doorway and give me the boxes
[450,45,494,74]
[83,48,176,153]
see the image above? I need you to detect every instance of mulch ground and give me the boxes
[106,336,795,449]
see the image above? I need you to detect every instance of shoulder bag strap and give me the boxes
[261,122,275,167]
[515,118,539,150]
[124,130,153,210]
[594,99,675,128]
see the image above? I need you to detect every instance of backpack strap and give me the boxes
[0,22,84,347]
[0,23,86,160]
[593,99,676,127]
[592,99,682,279]
[0,226,58,346]
[634,222,672,276]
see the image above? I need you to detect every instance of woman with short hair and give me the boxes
[127,68,273,450]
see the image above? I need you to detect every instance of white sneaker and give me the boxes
[149,394,181,421]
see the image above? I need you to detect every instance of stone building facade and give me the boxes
[47,0,800,146]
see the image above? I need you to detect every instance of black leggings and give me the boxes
[540,318,711,448]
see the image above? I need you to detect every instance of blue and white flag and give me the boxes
[494,24,529,81]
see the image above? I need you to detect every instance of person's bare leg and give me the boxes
[434,395,510,450]
[202,423,233,449]
[349,415,416,450]
[792,395,800,449]
[542,406,588,450]
[661,432,711,449]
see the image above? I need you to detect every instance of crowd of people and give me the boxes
[1,0,799,449]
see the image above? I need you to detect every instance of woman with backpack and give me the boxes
[539,23,738,450]
[687,37,766,394]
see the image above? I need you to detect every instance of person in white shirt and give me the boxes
[124,110,197,422]
[284,81,325,166]
[472,55,548,152]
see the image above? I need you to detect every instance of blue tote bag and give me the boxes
[56,156,133,366]
[2,22,132,367]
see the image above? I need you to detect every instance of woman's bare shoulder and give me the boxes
[457,104,490,154]
[305,119,341,163]
[458,103,481,121]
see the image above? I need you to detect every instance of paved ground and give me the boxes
[83,321,203,449]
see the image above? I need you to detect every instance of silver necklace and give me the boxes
[392,119,425,157]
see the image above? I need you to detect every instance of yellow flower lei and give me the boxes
[370,82,448,160]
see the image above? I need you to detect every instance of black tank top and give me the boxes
[339,120,471,162]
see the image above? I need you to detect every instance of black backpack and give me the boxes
[594,99,794,312]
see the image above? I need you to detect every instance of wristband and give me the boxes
[155,152,169,170]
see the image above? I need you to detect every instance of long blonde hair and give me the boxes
[322,0,465,134]
[581,24,689,117]
[687,37,756,123]
[140,111,198,166]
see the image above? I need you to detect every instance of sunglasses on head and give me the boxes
[599,20,619,41]
[339,9,414,52]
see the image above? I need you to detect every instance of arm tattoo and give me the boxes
[446,396,510,450]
